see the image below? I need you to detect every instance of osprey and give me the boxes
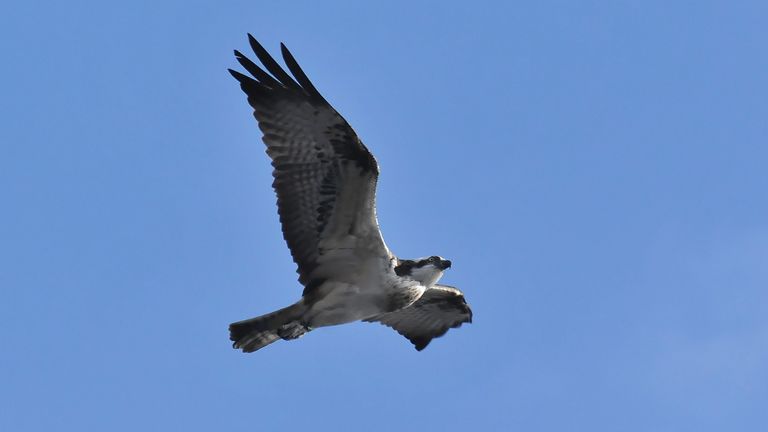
[228,35,472,352]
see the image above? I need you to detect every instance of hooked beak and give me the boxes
[439,259,452,270]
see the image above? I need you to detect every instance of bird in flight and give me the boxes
[227,35,472,352]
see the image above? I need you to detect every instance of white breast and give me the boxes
[407,264,445,288]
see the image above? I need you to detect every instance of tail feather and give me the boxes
[229,302,307,353]
[232,329,281,353]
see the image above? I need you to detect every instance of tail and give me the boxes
[229,302,309,353]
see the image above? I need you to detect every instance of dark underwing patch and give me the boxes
[324,125,378,173]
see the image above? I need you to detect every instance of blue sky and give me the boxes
[2,1,767,430]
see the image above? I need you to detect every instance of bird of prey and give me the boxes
[227,35,472,352]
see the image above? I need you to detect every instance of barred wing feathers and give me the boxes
[365,285,473,351]
[229,35,390,290]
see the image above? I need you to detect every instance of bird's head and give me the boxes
[394,256,452,287]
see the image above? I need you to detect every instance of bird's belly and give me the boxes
[303,281,387,328]
[303,279,424,328]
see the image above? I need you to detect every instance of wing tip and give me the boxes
[414,341,430,351]
[228,68,245,80]
[247,33,259,48]
[233,34,331,105]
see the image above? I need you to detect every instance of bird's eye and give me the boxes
[430,256,438,263]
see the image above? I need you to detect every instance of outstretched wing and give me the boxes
[365,285,472,351]
[229,35,390,289]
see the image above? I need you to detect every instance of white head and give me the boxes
[394,256,452,288]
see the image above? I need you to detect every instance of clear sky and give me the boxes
[2,1,767,431]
